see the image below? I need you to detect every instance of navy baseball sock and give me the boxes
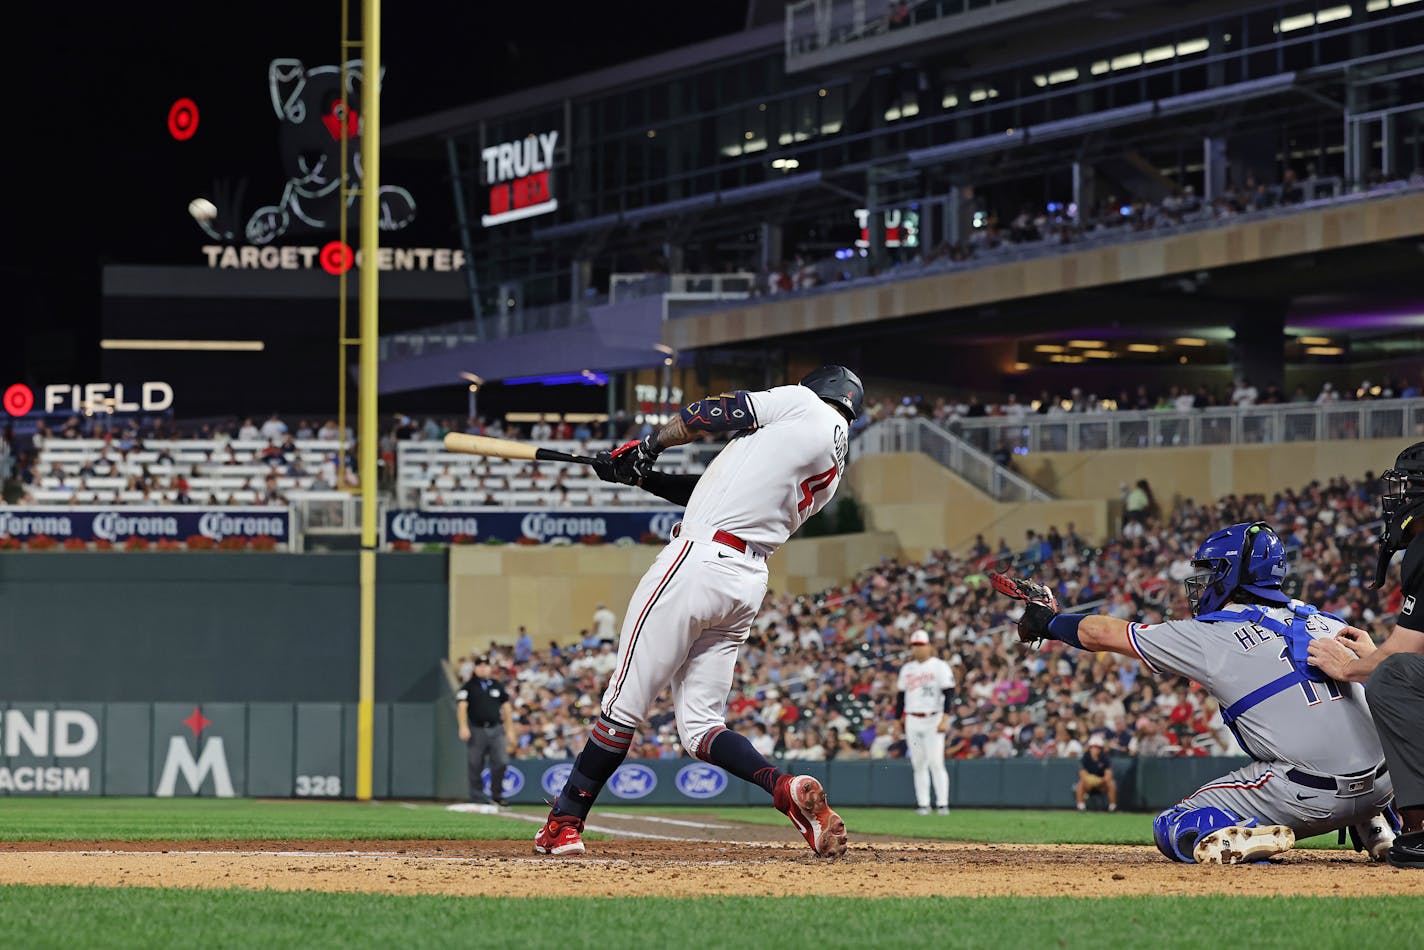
[700,727,784,797]
[552,713,635,820]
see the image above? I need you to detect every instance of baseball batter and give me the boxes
[993,521,1399,864]
[535,366,862,858]
[897,629,954,814]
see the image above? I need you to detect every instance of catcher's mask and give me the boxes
[1373,441,1424,589]
[1183,521,1290,616]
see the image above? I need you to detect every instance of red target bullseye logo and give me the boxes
[320,241,355,275]
[3,383,35,417]
[168,98,200,141]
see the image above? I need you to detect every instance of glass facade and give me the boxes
[432,0,1424,316]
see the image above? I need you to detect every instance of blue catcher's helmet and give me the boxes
[1184,521,1290,616]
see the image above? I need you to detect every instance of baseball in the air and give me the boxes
[188,197,218,222]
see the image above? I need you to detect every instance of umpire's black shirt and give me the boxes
[456,677,509,727]
[1397,532,1424,632]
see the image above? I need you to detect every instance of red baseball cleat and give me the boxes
[773,774,847,858]
[534,812,586,856]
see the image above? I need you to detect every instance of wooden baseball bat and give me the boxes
[442,432,599,465]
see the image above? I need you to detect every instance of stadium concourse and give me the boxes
[464,474,1393,764]
[749,174,1424,300]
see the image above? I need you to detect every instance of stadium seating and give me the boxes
[472,473,1388,762]
[26,439,342,505]
[397,440,713,508]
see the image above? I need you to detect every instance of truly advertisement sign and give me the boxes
[481,130,560,227]
[0,507,292,544]
[384,508,681,545]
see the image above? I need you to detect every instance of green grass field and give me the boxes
[1,889,1421,949]
[2,799,1418,948]
[0,797,540,841]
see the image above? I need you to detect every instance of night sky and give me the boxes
[7,2,749,384]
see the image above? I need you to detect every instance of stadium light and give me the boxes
[101,339,264,352]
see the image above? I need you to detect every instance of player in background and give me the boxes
[896,629,954,815]
[534,366,862,859]
[992,521,1398,865]
[1308,442,1424,867]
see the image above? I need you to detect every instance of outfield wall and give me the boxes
[0,553,448,703]
[0,698,1243,813]
[0,701,455,799]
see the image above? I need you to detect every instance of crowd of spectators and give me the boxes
[3,413,358,507]
[855,374,1424,432]
[462,472,1394,764]
[754,169,1424,298]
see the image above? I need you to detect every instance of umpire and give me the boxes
[455,655,516,806]
[1308,442,1424,868]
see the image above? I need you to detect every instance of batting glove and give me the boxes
[592,451,633,486]
[609,435,661,485]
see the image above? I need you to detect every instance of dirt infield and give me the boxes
[4,838,1423,899]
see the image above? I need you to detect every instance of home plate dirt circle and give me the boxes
[2,839,1421,899]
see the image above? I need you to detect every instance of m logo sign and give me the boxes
[155,707,235,797]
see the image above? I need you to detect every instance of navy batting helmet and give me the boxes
[800,365,863,420]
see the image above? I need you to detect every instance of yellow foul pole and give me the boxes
[356,0,381,801]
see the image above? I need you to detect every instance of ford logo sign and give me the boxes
[480,765,525,799]
[606,763,657,800]
[674,763,728,799]
[541,763,574,799]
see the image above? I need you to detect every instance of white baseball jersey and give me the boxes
[898,657,955,715]
[680,385,849,549]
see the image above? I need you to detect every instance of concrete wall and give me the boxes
[447,531,902,653]
[1018,438,1403,506]
[846,453,1111,559]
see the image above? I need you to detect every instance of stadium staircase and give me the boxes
[852,417,1052,502]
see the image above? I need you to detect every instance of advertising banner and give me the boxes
[384,508,681,545]
[0,507,293,546]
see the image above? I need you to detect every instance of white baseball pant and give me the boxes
[600,532,768,755]
[905,714,949,809]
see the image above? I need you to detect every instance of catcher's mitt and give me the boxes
[989,571,1059,643]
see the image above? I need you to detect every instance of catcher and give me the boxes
[991,521,1398,864]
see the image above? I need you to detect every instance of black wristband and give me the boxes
[1020,602,1057,640]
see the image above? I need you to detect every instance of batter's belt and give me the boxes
[1285,760,1388,798]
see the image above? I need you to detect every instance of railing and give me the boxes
[947,398,1424,455]
[290,491,364,545]
[854,417,1053,501]
[787,0,1084,64]
[610,272,758,304]
[380,297,594,361]
[677,180,1424,321]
